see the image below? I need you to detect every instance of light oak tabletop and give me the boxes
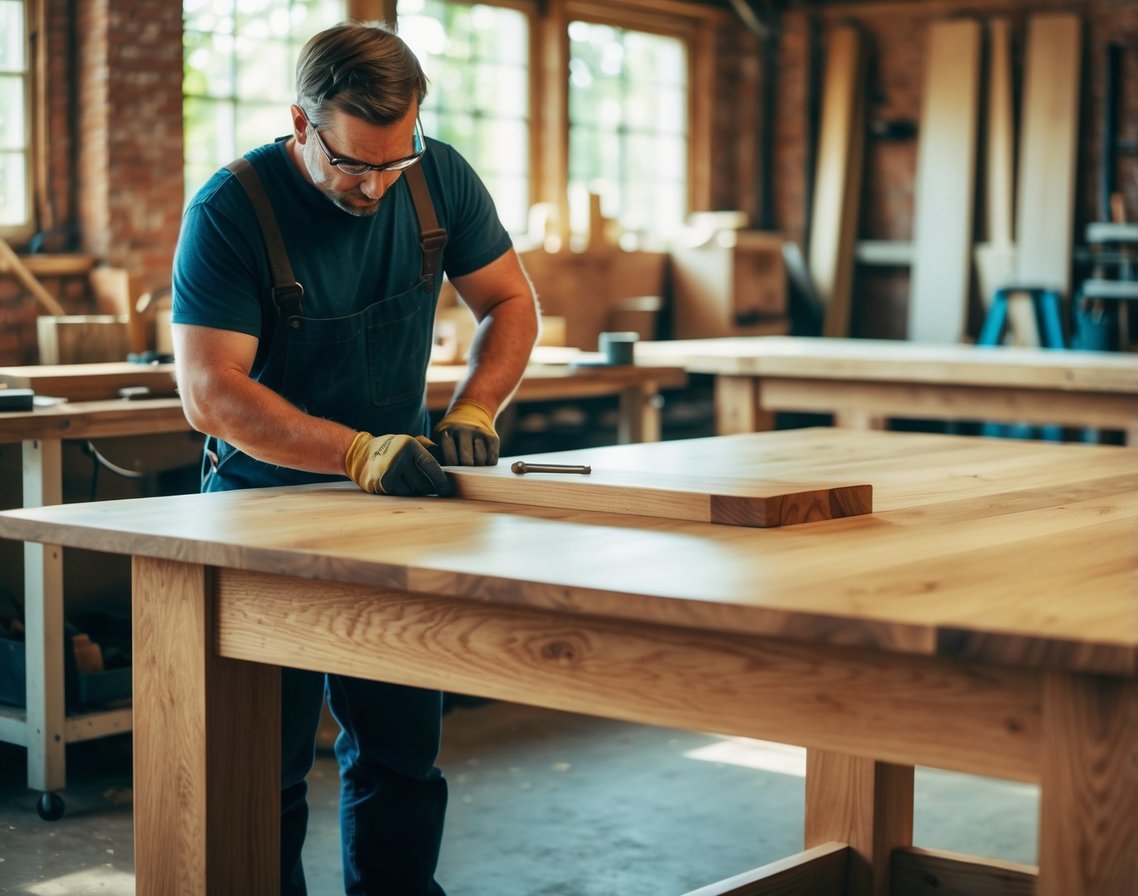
[633,336,1138,391]
[1,428,1134,677]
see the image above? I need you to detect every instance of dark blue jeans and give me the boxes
[280,667,448,895]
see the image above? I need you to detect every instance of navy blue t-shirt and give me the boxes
[171,136,512,344]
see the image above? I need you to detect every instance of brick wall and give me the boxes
[0,0,183,366]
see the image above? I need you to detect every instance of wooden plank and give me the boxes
[805,750,914,895]
[984,19,1014,249]
[974,18,1024,337]
[891,847,1036,896]
[1014,14,1082,302]
[447,464,872,528]
[809,25,865,338]
[1038,673,1138,896]
[909,19,981,344]
[0,362,177,401]
[681,842,849,896]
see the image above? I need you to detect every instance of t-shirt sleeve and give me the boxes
[431,145,515,281]
[170,178,266,340]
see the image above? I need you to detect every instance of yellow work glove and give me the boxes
[344,432,454,496]
[433,398,499,466]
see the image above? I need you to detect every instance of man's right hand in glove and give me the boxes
[344,432,454,497]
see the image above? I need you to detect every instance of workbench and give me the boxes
[1,428,1134,894]
[633,335,1138,442]
[0,359,685,814]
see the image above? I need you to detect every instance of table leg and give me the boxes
[132,557,280,895]
[617,384,662,443]
[21,438,66,794]
[804,749,914,896]
[715,376,774,434]
[832,410,887,430]
[1038,672,1138,895]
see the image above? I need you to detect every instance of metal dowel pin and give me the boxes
[510,461,592,475]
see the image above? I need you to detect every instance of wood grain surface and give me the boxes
[448,464,872,527]
[2,428,1134,677]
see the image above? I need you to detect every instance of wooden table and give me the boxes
[634,336,1138,443]
[0,359,684,810]
[0,359,687,444]
[0,398,192,814]
[1,428,1134,895]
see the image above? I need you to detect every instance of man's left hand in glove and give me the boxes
[433,398,499,465]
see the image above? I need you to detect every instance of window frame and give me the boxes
[406,0,722,246]
[2,0,37,243]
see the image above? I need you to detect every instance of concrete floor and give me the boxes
[0,698,1038,895]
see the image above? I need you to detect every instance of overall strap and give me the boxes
[225,158,305,320]
[403,162,449,287]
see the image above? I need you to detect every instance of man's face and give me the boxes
[291,104,422,217]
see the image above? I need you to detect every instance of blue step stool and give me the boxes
[976,286,1066,440]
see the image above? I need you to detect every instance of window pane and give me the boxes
[235,101,291,148]
[400,0,530,237]
[184,0,346,201]
[0,75,26,150]
[0,0,25,69]
[569,21,687,245]
[184,96,235,167]
[235,36,293,100]
[0,0,28,233]
[0,151,28,225]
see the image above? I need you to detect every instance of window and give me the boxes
[183,0,347,203]
[567,20,687,246]
[399,0,531,236]
[0,0,31,235]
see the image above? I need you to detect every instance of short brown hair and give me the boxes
[296,21,428,127]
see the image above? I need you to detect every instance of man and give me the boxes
[171,20,539,895]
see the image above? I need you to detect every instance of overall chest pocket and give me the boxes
[275,281,434,432]
[365,282,435,409]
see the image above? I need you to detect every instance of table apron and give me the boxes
[212,567,1043,783]
[758,377,1138,431]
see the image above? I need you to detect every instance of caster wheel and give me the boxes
[36,791,65,821]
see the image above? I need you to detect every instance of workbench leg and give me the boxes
[715,376,773,434]
[133,557,280,896]
[617,385,662,443]
[804,749,914,896]
[832,410,886,430]
[1037,673,1138,896]
[21,438,66,795]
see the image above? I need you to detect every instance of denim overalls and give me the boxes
[209,158,449,896]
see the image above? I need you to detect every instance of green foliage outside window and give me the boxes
[399,0,531,236]
[182,0,346,203]
[568,20,687,247]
